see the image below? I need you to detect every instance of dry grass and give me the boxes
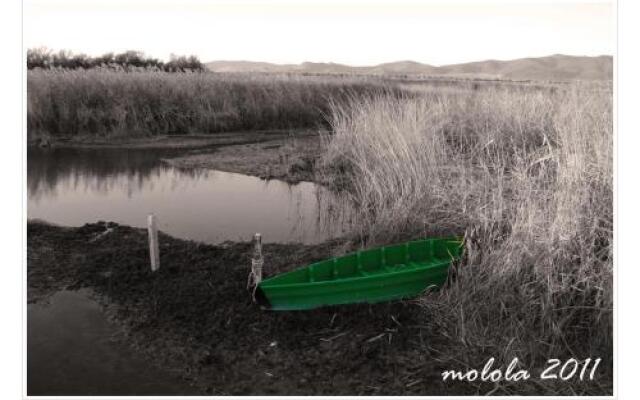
[320,83,613,394]
[28,67,612,393]
[27,69,398,140]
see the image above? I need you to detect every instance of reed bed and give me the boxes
[28,67,612,392]
[321,83,613,394]
[27,69,396,139]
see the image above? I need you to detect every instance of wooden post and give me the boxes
[148,213,160,272]
[251,233,263,284]
[248,233,263,300]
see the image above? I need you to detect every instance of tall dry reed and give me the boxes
[321,83,613,394]
[27,69,397,139]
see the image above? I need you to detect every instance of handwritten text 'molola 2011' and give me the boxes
[441,357,602,383]
[441,358,530,383]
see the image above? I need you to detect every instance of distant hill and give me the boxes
[205,60,293,73]
[206,54,612,81]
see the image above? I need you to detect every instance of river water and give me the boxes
[28,146,349,244]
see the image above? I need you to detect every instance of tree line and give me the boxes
[27,48,206,72]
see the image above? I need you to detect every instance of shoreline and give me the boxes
[162,134,323,184]
[31,130,325,185]
[27,221,472,396]
[31,130,312,149]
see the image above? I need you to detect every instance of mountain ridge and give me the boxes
[206,54,612,81]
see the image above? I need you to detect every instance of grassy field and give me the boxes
[27,69,399,140]
[320,82,613,393]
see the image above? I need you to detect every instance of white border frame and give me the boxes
[3,0,629,399]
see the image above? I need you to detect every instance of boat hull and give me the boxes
[257,238,462,311]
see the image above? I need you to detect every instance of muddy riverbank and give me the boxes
[28,221,476,396]
[163,135,322,184]
[33,130,324,185]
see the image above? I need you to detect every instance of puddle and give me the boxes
[27,289,199,395]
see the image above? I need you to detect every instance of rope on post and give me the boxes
[148,213,160,272]
[248,233,263,301]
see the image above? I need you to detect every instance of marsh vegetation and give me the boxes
[320,82,613,393]
[27,67,612,394]
[27,70,398,140]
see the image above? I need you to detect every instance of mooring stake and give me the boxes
[248,233,263,301]
[148,213,160,272]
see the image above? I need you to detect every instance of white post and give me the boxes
[148,213,160,272]
[251,233,263,284]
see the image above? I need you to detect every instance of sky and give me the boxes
[24,0,614,66]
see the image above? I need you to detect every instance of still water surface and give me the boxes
[28,147,348,244]
[28,290,199,395]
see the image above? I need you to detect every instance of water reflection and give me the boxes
[28,147,350,244]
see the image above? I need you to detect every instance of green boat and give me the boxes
[255,237,463,311]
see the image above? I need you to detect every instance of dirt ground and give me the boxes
[163,134,323,184]
[36,130,324,184]
[27,221,479,396]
